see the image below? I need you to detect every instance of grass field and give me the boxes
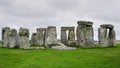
[0,44,120,68]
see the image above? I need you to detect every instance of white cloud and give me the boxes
[0,0,120,40]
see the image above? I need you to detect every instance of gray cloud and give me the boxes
[47,0,80,11]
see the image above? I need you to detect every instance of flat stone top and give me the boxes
[61,26,75,28]
[47,26,56,28]
[11,29,17,31]
[37,28,46,31]
[2,27,10,31]
[61,27,75,31]
[77,21,93,25]
[100,24,114,29]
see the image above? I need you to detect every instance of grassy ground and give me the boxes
[0,44,120,68]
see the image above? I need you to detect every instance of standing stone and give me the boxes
[2,27,10,47]
[84,25,94,48]
[19,28,30,49]
[45,26,57,48]
[2,27,10,46]
[31,33,38,45]
[36,28,46,46]
[3,30,10,47]
[98,28,108,47]
[98,24,116,47]
[8,29,18,48]
[61,29,67,45]
[76,21,94,48]
[108,29,116,47]
[76,25,85,47]
[68,30,76,46]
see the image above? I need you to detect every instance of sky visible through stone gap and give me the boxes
[0,0,120,41]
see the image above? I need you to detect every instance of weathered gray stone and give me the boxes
[84,25,94,48]
[2,27,10,47]
[51,43,76,50]
[2,27,10,46]
[76,21,94,48]
[98,28,108,47]
[76,25,85,47]
[45,26,58,47]
[77,21,93,26]
[61,30,67,45]
[3,30,10,47]
[61,27,75,46]
[31,33,38,45]
[36,28,46,46]
[19,28,30,49]
[100,24,114,29]
[98,24,116,47]
[108,29,116,47]
[68,30,76,46]
[8,29,18,48]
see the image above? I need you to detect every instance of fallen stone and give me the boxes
[51,43,76,50]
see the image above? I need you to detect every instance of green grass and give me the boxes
[0,44,120,68]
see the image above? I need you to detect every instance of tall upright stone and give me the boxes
[36,28,46,46]
[68,30,76,46]
[76,21,94,48]
[76,25,85,47]
[45,26,57,47]
[8,29,18,48]
[98,24,116,47]
[61,29,67,45]
[98,28,108,47]
[108,29,116,46]
[31,33,38,45]
[2,27,10,47]
[19,28,30,49]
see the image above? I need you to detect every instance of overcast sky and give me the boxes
[0,0,120,40]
